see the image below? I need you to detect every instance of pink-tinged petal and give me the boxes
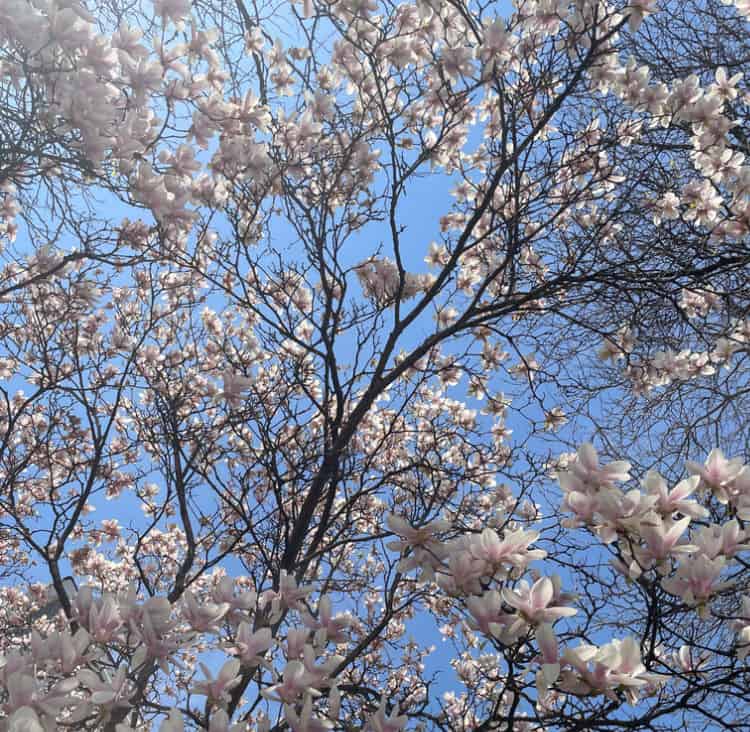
[672,475,700,500]
[665,515,692,547]
[218,658,241,684]
[563,643,598,672]
[606,460,632,480]
[385,513,409,535]
[539,606,578,622]
[501,586,522,611]
[530,577,553,610]
[558,472,583,493]
[535,623,558,664]
[578,443,599,471]
[541,663,560,686]
[643,470,667,495]
[685,460,704,477]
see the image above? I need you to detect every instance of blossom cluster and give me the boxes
[0,574,364,731]
[385,505,668,708]
[354,257,434,305]
[558,443,750,629]
[1,0,750,729]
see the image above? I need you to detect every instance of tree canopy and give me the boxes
[0,1,749,730]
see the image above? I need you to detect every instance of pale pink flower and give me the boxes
[465,590,514,636]
[220,370,254,408]
[661,554,733,615]
[560,637,666,704]
[262,660,319,704]
[644,472,708,519]
[181,590,230,633]
[367,695,407,732]
[439,547,486,596]
[301,645,342,689]
[567,443,631,489]
[208,709,245,732]
[385,513,449,576]
[283,696,334,732]
[211,576,257,621]
[686,449,744,493]
[226,623,273,666]
[191,659,242,702]
[78,665,133,709]
[154,0,191,27]
[278,571,314,610]
[502,577,577,626]
[302,596,352,644]
[627,1,659,32]
[637,513,694,562]
[467,527,546,572]
[693,520,750,559]
[284,628,311,660]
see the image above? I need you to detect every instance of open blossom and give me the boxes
[211,576,257,625]
[643,472,708,519]
[30,628,92,674]
[502,577,577,626]
[0,0,749,728]
[191,658,242,702]
[559,636,667,704]
[153,0,191,27]
[300,646,342,690]
[438,545,488,596]
[181,590,230,633]
[661,554,733,615]
[367,696,407,732]
[261,571,315,615]
[302,596,352,645]
[693,520,750,559]
[77,665,133,709]
[686,449,745,494]
[627,1,659,32]
[226,623,273,666]
[594,487,658,543]
[207,709,245,732]
[278,571,314,610]
[283,694,335,732]
[598,325,636,361]
[465,590,518,637]
[131,602,184,673]
[354,257,432,304]
[220,369,254,407]
[562,443,632,491]
[466,527,547,574]
[2,672,78,721]
[385,513,450,577]
[261,660,321,704]
[636,512,695,563]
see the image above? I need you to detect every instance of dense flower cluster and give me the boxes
[0,0,749,730]
[558,444,750,624]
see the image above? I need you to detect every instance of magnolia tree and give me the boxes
[0,0,749,729]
